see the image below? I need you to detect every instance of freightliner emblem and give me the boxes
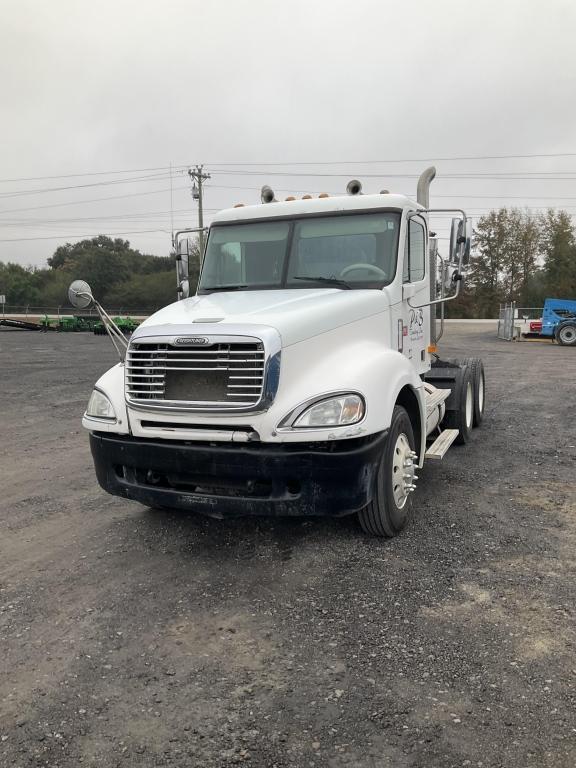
[174,337,210,345]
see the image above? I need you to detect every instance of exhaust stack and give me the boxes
[416,166,436,208]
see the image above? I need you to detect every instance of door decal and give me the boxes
[409,308,424,341]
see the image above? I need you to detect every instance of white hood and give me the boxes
[139,289,390,347]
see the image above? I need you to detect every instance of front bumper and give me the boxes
[89,431,387,518]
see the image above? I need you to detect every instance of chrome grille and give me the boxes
[125,339,266,409]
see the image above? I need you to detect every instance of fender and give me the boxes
[263,323,426,461]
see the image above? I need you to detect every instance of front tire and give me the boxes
[358,406,416,537]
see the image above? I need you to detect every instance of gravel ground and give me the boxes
[1,324,575,768]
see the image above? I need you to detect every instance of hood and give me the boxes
[140,289,390,347]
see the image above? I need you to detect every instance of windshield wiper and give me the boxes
[292,275,351,290]
[201,284,249,292]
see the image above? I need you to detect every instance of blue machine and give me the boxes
[540,298,576,344]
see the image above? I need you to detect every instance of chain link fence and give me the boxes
[497,303,516,340]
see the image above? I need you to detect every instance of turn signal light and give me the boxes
[318,193,329,198]
[427,344,437,353]
[233,203,245,208]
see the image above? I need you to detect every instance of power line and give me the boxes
[0,227,171,243]
[0,185,190,215]
[0,171,176,199]
[0,207,219,226]
[206,182,576,201]
[206,151,576,165]
[0,165,189,184]
[0,150,575,185]
[208,169,576,180]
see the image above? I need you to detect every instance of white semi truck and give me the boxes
[70,167,485,536]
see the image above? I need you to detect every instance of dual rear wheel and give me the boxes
[443,358,485,443]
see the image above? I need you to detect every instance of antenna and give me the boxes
[169,160,174,241]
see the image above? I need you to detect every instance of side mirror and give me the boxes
[449,218,472,267]
[177,279,190,299]
[462,219,472,266]
[448,219,462,265]
[175,247,189,285]
[68,279,94,309]
[67,279,128,359]
[175,237,201,299]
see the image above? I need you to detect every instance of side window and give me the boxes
[403,219,426,282]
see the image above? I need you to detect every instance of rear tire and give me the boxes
[358,406,416,538]
[441,357,485,427]
[443,365,474,444]
[468,358,485,427]
[555,322,576,346]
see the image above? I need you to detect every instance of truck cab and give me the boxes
[80,168,484,536]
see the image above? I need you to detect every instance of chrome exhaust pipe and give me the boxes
[416,166,436,207]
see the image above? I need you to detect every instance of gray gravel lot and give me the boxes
[1,324,575,768]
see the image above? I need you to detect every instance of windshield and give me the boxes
[198,212,401,293]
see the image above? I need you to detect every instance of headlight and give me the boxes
[86,389,116,421]
[289,393,365,428]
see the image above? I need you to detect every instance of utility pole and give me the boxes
[188,165,210,255]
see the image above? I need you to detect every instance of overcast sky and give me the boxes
[1,0,576,267]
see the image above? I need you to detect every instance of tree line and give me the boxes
[0,236,199,311]
[449,208,576,318]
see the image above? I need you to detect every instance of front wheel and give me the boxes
[358,406,417,537]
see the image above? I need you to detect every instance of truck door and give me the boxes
[397,215,429,375]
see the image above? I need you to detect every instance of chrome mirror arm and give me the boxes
[75,291,128,361]
[407,272,463,310]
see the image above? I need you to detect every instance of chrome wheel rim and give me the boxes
[465,381,473,429]
[478,372,485,413]
[392,432,414,509]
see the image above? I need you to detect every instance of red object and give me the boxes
[530,319,542,332]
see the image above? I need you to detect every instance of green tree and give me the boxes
[468,209,508,317]
[105,271,177,310]
[0,263,39,306]
[540,209,576,298]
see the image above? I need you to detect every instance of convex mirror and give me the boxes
[68,280,94,309]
